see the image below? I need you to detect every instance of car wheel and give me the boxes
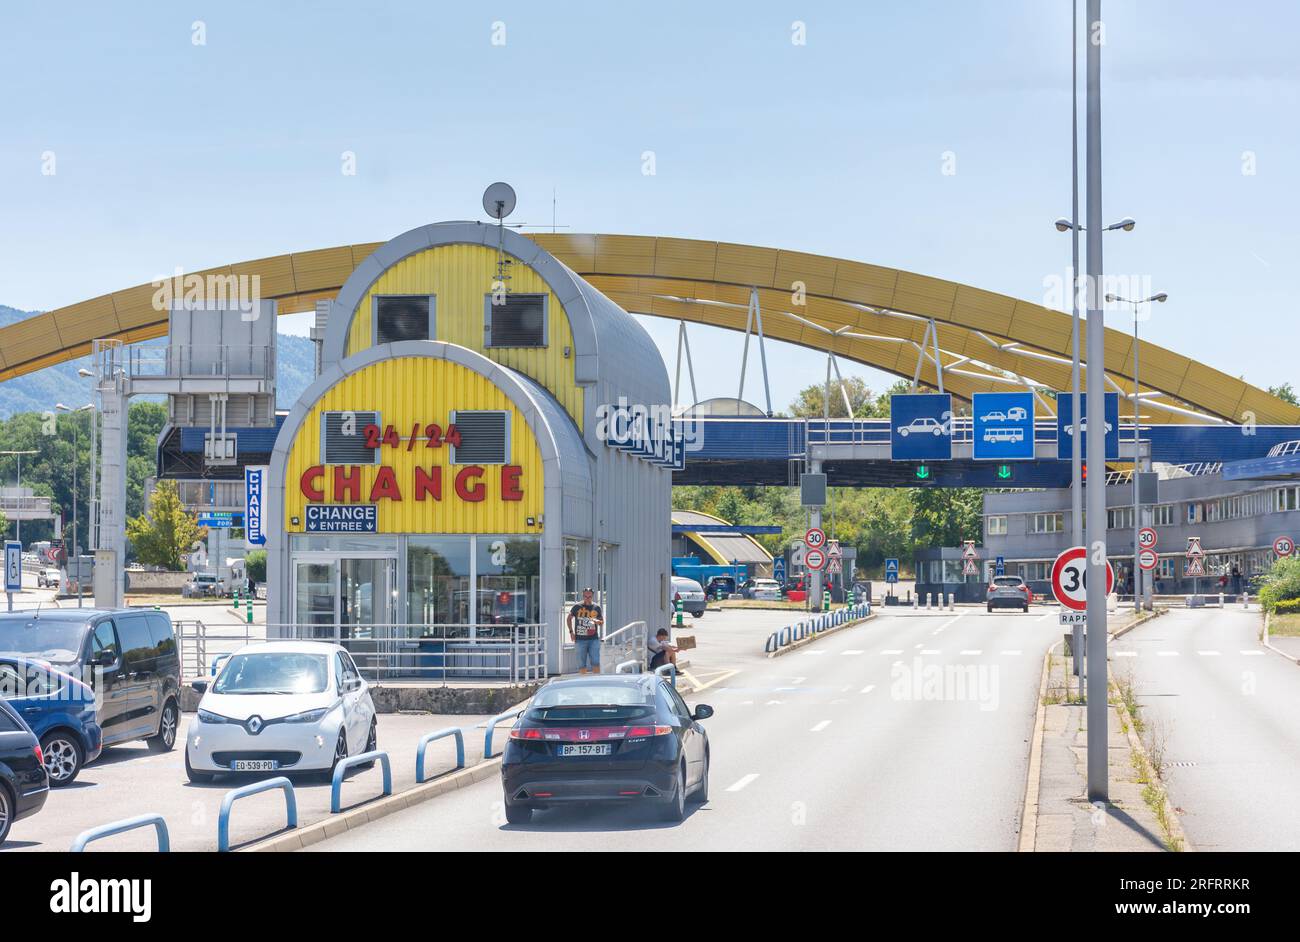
[41,732,84,786]
[148,699,178,752]
[987,604,993,613]
[0,782,12,845]
[690,751,709,804]
[356,719,378,770]
[323,728,348,781]
[504,799,532,825]
[185,749,216,784]
[899,429,909,437]
[658,760,687,823]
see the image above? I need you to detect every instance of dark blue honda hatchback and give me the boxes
[501,673,713,825]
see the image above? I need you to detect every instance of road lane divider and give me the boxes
[765,603,873,656]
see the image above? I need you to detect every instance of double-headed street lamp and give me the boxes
[1105,291,1168,612]
[56,402,93,608]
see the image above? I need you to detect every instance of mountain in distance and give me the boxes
[0,304,316,420]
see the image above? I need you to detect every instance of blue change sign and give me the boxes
[244,466,267,546]
[884,558,899,584]
[1056,392,1120,461]
[972,392,1035,461]
[306,504,377,533]
[890,393,953,461]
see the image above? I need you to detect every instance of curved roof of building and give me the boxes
[672,509,773,565]
[1,233,1292,426]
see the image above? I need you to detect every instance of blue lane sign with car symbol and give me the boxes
[890,393,953,461]
[1056,391,1120,461]
[972,392,1035,461]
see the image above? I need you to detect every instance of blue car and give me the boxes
[0,657,102,787]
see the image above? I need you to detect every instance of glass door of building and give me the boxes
[291,555,396,642]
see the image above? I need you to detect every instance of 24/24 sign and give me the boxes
[1051,546,1115,612]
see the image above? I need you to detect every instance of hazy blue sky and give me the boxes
[2,1,1296,409]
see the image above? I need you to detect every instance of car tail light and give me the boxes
[509,727,543,740]
[626,725,673,738]
[34,744,44,766]
[1018,585,1029,593]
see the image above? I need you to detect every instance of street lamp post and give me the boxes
[1106,292,1168,613]
[57,403,93,607]
[1,450,38,544]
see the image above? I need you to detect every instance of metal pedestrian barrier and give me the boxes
[655,663,677,688]
[415,727,465,783]
[71,814,170,852]
[615,659,641,674]
[217,777,297,852]
[330,751,392,813]
[484,707,527,759]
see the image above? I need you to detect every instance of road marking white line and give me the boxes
[921,649,941,655]
[1197,651,1220,656]
[740,700,754,705]
[1037,613,1054,622]
[829,698,847,704]
[800,650,826,656]
[841,650,865,656]
[881,649,903,655]
[841,684,852,692]
[914,643,924,649]
[765,700,783,705]
[1157,651,1180,657]
[1241,650,1264,656]
[1000,650,1022,656]
[860,685,876,694]
[792,677,806,685]
[960,649,982,656]
[810,720,832,732]
[1114,651,1137,657]
[688,668,741,693]
[726,774,759,792]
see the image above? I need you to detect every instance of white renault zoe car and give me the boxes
[185,642,377,783]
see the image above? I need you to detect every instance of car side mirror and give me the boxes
[342,677,362,693]
[691,704,714,721]
[98,649,116,668]
[190,679,208,694]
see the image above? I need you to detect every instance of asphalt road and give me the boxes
[308,606,1062,851]
[1112,606,1300,851]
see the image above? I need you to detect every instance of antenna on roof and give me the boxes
[482,182,517,295]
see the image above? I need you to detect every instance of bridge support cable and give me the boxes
[673,320,699,409]
[736,288,774,416]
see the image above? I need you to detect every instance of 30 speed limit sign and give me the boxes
[805,528,826,550]
[1275,536,1296,558]
[1138,527,1158,550]
[1051,546,1115,612]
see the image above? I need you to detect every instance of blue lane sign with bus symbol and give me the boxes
[884,558,899,584]
[5,541,21,593]
[245,465,266,546]
[890,393,953,461]
[972,392,1035,461]
[306,504,377,533]
[1056,391,1120,461]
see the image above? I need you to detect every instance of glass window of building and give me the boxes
[986,515,1008,536]
[475,536,540,637]
[375,295,435,344]
[1031,513,1064,534]
[407,537,472,637]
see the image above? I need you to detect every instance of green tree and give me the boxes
[127,402,167,519]
[1268,383,1298,406]
[0,508,7,538]
[245,549,267,584]
[126,480,204,571]
[787,376,903,419]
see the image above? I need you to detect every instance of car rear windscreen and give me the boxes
[530,683,654,721]
[993,577,1022,587]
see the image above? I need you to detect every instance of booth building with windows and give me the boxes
[264,222,672,675]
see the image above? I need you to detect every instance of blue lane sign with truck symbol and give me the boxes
[972,392,1035,461]
[890,394,953,461]
[884,558,899,584]
[1056,391,1120,461]
[245,465,267,546]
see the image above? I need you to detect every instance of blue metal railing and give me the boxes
[71,814,170,852]
[763,603,873,654]
[330,751,392,813]
[615,659,641,674]
[484,707,527,759]
[415,727,465,783]
[655,663,677,688]
[217,777,297,852]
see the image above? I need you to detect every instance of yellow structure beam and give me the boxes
[1,234,1293,425]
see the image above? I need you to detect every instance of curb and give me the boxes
[1017,640,1056,852]
[1109,606,1167,641]
[767,613,876,659]
[1261,612,1300,665]
[240,757,505,852]
[1112,688,1194,853]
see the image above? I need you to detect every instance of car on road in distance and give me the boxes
[704,575,737,598]
[784,578,807,602]
[745,578,782,601]
[0,608,180,756]
[36,568,60,589]
[896,417,945,437]
[183,572,226,598]
[0,656,102,786]
[987,575,1031,613]
[185,642,377,783]
[670,576,707,617]
[0,696,49,845]
[501,673,712,824]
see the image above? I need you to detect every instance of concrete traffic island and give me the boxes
[1020,610,1190,852]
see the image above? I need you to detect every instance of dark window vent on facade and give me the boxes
[376,295,434,344]
[485,293,546,347]
[451,410,509,465]
[322,411,380,465]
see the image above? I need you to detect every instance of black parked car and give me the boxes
[0,697,49,845]
[501,673,713,824]
[0,609,182,754]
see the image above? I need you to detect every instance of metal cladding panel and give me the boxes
[292,246,356,289]
[52,294,119,346]
[282,356,544,534]
[343,243,583,430]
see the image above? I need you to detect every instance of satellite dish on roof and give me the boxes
[482,182,517,220]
